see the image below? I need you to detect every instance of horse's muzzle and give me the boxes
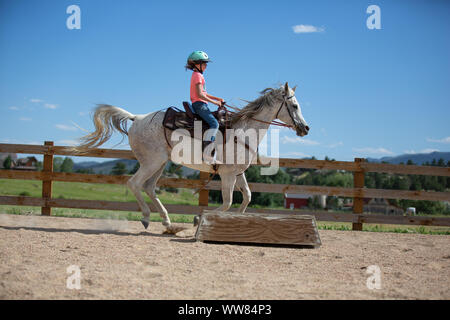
[296,124,309,137]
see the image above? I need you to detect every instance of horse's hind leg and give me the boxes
[127,159,166,229]
[142,162,171,227]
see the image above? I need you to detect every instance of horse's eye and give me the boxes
[292,104,298,109]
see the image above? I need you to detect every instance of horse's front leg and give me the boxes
[214,173,237,212]
[193,170,238,226]
[235,173,251,213]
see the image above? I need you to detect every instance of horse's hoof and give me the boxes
[193,215,200,227]
[163,225,188,235]
[141,219,149,229]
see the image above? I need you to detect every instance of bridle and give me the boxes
[275,94,295,125]
[223,94,297,129]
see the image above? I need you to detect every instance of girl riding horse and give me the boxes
[185,51,224,164]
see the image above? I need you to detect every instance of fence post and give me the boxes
[41,141,54,215]
[198,171,209,207]
[352,158,365,231]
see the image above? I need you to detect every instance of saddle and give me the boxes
[162,102,252,166]
[162,101,231,139]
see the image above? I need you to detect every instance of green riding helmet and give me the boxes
[187,51,211,64]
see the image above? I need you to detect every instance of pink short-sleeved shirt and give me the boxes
[190,71,207,103]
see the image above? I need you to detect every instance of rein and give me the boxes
[223,96,294,129]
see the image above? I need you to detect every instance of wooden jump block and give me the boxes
[195,210,321,248]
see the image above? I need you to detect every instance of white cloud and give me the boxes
[55,124,77,131]
[45,103,58,109]
[327,141,343,148]
[427,136,450,144]
[1,138,40,145]
[281,136,320,146]
[353,147,394,155]
[420,148,440,153]
[404,148,440,154]
[292,24,325,34]
[9,106,20,110]
[58,139,79,146]
[282,151,312,158]
[30,98,43,103]
[19,117,32,121]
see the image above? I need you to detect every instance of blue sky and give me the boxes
[1,0,449,162]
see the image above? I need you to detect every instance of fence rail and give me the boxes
[2,143,450,176]
[1,142,449,230]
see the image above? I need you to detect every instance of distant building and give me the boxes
[365,198,404,215]
[345,198,404,215]
[13,156,38,171]
[284,193,327,210]
[284,193,310,209]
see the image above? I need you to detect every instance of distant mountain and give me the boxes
[73,159,197,177]
[367,151,450,165]
[72,161,100,169]
[73,159,138,174]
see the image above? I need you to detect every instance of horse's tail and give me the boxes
[72,104,136,153]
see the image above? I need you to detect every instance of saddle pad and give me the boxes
[162,107,231,137]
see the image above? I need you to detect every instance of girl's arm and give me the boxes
[196,84,222,106]
[206,93,224,103]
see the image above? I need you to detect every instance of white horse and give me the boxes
[74,83,309,233]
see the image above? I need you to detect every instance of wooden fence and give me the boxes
[1,141,450,230]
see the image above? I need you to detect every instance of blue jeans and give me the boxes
[192,101,219,142]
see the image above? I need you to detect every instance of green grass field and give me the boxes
[1,178,449,235]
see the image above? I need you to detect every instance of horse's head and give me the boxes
[275,82,310,137]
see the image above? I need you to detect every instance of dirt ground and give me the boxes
[0,213,449,300]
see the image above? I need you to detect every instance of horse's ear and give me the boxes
[284,82,289,93]
[293,85,297,92]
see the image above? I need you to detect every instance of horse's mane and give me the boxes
[230,87,284,125]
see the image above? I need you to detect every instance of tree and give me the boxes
[129,161,140,174]
[409,175,422,191]
[76,168,94,174]
[111,162,127,175]
[60,157,74,173]
[165,161,183,177]
[3,155,12,169]
[53,157,64,172]
[36,161,43,172]
[308,196,322,209]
